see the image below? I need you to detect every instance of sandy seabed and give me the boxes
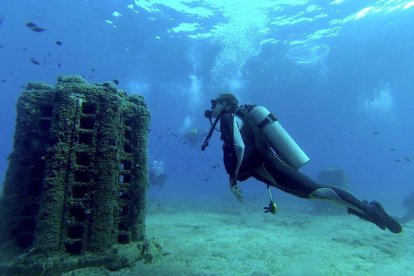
[99,198,414,276]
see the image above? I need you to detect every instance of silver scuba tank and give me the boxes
[249,106,310,169]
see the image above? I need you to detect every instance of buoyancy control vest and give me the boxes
[202,104,309,170]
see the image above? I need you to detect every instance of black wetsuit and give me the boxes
[220,110,364,209]
[219,107,403,235]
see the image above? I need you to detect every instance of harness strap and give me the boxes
[257,113,277,129]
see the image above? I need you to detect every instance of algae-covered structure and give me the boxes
[0,76,151,274]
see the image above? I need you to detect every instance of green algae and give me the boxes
[0,75,154,275]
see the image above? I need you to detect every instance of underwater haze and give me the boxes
[1,0,414,275]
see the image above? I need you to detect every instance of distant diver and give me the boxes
[201,93,402,234]
[149,160,167,188]
[182,127,207,147]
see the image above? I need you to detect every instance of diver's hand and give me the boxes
[230,176,244,203]
[229,175,244,203]
[231,185,244,203]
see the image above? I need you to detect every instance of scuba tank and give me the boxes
[249,106,309,169]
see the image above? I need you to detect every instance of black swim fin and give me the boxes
[348,200,402,234]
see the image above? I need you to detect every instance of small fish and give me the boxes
[349,131,354,134]
[404,158,411,163]
[389,148,396,151]
[22,47,29,51]
[31,26,45,32]
[0,16,4,26]
[0,45,4,48]
[373,131,379,135]
[26,22,45,32]
[55,40,63,46]
[26,22,37,28]
[91,68,95,72]
[113,79,119,85]
[1,79,6,83]
[394,159,401,162]
[57,63,61,68]
[30,58,41,65]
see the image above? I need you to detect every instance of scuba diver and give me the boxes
[182,127,207,147]
[149,160,167,188]
[201,93,402,234]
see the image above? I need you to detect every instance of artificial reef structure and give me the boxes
[0,76,152,274]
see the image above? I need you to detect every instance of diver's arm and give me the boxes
[233,116,245,179]
[219,113,245,203]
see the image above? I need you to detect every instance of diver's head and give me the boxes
[206,93,239,119]
[202,93,238,151]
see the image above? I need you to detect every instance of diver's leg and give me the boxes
[262,150,402,233]
[252,163,362,208]
[253,164,278,186]
[311,187,402,233]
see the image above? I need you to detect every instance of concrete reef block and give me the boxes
[0,75,151,274]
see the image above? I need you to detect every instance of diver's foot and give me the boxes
[348,201,402,234]
[367,201,402,233]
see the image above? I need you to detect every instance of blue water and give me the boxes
[1,0,413,213]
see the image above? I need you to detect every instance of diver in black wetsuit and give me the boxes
[201,93,402,234]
